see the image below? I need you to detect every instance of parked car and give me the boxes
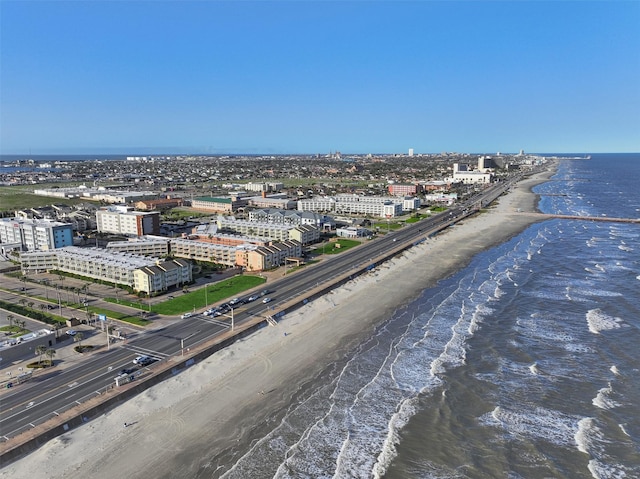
[181,312,193,319]
[66,329,77,336]
[229,298,241,306]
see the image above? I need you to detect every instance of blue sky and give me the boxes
[1,0,639,155]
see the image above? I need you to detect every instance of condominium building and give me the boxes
[452,164,493,184]
[191,196,236,213]
[106,237,171,256]
[96,207,160,236]
[0,217,73,252]
[133,258,191,295]
[235,240,302,272]
[19,246,191,292]
[388,184,420,196]
[248,208,329,228]
[297,194,412,217]
[216,217,319,244]
[169,238,238,266]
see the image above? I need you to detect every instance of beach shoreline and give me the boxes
[0,164,558,478]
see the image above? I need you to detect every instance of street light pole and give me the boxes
[180,331,198,356]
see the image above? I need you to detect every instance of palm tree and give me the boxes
[86,311,95,325]
[7,314,14,330]
[45,348,56,366]
[35,344,47,365]
[41,279,50,300]
[40,304,47,313]
[18,298,27,308]
[28,301,34,309]
[74,332,84,349]
[20,274,27,293]
[17,319,26,331]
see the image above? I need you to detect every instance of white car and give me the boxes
[133,355,154,366]
[66,329,77,336]
[181,312,193,319]
[262,297,272,304]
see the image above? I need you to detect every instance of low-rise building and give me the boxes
[235,240,302,272]
[19,246,191,292]
[134,197,184,211]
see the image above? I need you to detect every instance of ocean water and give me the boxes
[207,154,640,478]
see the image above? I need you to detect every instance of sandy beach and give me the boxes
[0,166,557,478]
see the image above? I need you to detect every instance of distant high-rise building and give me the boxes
[408,148,414,157]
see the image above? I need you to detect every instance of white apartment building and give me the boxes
[216,217,288,242]
[452,164,492,184]
[298,195,409,217]
[106,237,171,257]
[169,238,238,266]
[297,197,337,213]
[0,217,73,253]
[248,208,328,228]
[19,246,191,292]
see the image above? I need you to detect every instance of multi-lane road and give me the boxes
[0,174,521,443]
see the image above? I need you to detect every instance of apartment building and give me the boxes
[133,258,192,295]
[0,217,73,252]
[169,238,238,266]
[96,207,160,236]
[20,246,191,292]
[106,237,171,256]
[235,240,302,272]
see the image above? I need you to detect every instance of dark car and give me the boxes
[120,367,136,375]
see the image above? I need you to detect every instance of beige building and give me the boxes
[235,240,302,272]
[133,258,192,295]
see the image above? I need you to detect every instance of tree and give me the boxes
[35,344,47,365]
[41,279,50,300]
[74,332,84,348]
[40,304,47,313]
[28,301,34,309]
[45,348,56,366]
[7,314,14,329]
[19,298,27,307]
[17,319,26,331]
[20,274,27,293]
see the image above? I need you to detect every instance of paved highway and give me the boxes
[0,174,521,442]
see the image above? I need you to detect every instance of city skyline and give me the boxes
[1,1,639,155]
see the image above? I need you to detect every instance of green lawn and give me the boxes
[0,186,85,213]
[310,238,362,255]
[105,275,267,316]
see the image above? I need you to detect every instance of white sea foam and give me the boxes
[575,417,600,454]
[587,459,630,479]
[481,406,580,447]
[586,309,623,334]
[610,365,621,376]
[592,383,620,410]
[619,423,631,437]
[529,362,540,375]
